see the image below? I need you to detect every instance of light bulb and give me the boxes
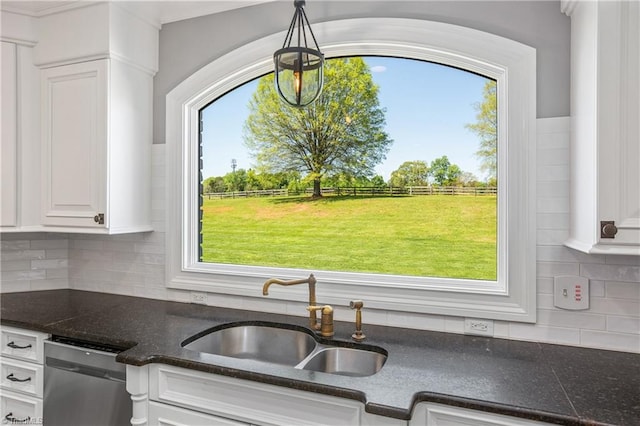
[294,70,301,97]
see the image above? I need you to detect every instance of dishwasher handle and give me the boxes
[46,356,126,383]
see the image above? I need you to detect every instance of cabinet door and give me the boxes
[0,327,47,364]
[410,403,553,426]
[41,60,107,228]
[149,364,362,426]
[149,401,249,426]
[0,358,44,398]
[1,41,17,227]
[0,389,42,425]
[597,0,640,248]
[566,0,640,254]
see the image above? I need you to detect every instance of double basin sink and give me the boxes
[182,322,387,377]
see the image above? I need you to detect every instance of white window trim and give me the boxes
[166,18,537,322]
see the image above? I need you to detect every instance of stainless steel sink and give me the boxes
[183,323,387,376]
[299,347,387,377]
[183,324,317,366]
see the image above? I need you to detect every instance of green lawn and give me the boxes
[200,195,497,280]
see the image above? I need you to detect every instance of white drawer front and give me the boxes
[149,401,249,426]
[149,364,362,426]
[0,327,47,364]
[410,403,553,426]
[0,389,43,425]
[0,358,43,397]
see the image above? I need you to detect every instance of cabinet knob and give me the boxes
[601,221,618,239]
[94,213,104,224]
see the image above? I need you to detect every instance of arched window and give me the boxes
[200,57,497,280]
[166,18,536,322]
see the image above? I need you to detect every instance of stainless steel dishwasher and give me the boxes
[43,337,132,426]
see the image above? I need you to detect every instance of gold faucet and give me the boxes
[307,305,334,338]
[349,300,366,341]
[262,274,333,337]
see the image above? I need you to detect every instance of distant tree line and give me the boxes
[202,154,495,194]
[203,170,305,194]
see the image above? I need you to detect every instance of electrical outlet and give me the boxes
[464,318,494,336]
[191,292,208,305]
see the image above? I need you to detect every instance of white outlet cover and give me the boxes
[191,292,208,305]
[464,318,494,336]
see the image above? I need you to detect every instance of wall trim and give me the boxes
[165,17,537,323]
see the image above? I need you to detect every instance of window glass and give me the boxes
[199,57,498,281]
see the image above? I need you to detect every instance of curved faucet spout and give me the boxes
[262,274,316,296]
[262,274,319,330]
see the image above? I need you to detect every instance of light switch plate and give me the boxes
[554,275,589,310]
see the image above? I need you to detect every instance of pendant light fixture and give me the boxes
[274,0,324,108]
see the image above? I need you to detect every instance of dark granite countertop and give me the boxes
[1,290,638,425]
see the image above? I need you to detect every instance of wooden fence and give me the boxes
[310,186,497,196]
[406,186,497,196]
[205,186,496,199]
[205,189,288,199]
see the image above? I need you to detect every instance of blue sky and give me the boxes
[201,56,490,181]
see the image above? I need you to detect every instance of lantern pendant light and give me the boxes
[274,0,324,108]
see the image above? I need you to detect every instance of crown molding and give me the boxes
[560,0,579,17]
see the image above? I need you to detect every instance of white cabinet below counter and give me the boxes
[128,363,406,426]
[409,403,554,426]
[0,326,49,425]
[148,401,249,426]
[40,58,153,234]
[127,363,559,426]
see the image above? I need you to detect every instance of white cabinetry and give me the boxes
[127,363,406,426]
[0,326,49,424]
[1,2,158,234]
[149,364,362,426]
[410,403,553,426]
[148,401,249,426]
[563,0,640,255]
[0,40,41,232]
[1,41,18,227]
[40,58,153,233]
[128,364,560,426]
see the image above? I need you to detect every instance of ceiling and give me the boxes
[0,0,276,25]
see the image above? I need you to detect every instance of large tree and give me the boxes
[389,160,430,188]
[244,58,392,197]
[430,156,462,186]
[465,80,497,181]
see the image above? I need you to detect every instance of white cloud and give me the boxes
[370,65,387,73]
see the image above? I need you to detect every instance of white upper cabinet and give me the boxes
[563,0,640,255]
[1,41,18,227]
[40,58,153,233]
[0,16,43,233]
[40,60,107,229]
[35,2,158,234]
[1,2,158,234]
